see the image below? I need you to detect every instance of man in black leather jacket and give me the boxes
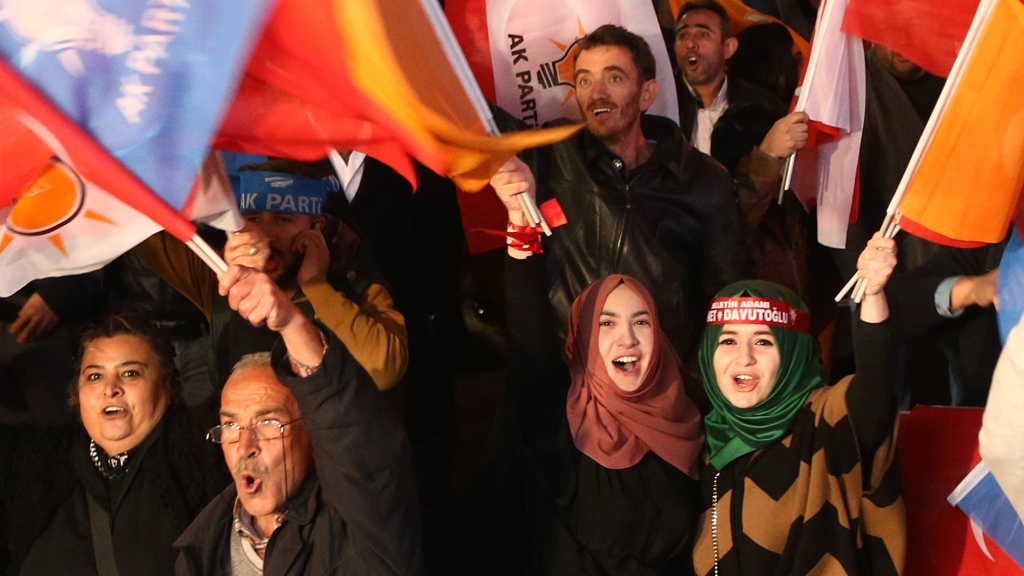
[492,24,747,363]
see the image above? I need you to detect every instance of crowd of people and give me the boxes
[0,0,1018,575]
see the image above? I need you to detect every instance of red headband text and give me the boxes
[706,297,810,333]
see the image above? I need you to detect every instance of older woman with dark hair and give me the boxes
[10,315,228,576]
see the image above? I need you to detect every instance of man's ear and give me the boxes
[639,79,660,113]
[724,37,739,60]
[312,216,325,231]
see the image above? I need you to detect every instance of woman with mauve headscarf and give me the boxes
[463,219,705,576]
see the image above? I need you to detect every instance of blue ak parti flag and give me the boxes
[0,0,272,211]
[997,228,1024,344]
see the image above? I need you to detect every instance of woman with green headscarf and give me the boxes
[691,234,906,576]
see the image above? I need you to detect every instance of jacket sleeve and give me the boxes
[504,255,571,443]
[846,317,898,469]
[883,246,990,342]
[32,273,104,321]
[271,329,422,576]
[732,147,786,233]
[979,321,1024,520]
[301,275,408,391]
[701,165,749,298]
[131,232,215,320]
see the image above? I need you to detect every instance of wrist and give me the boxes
[508,209,529,227]
[950,277,974,312]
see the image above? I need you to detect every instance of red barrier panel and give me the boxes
[899,406,1022,575]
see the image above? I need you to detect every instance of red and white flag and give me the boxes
[0,147,240,297]
[789,0,865,249]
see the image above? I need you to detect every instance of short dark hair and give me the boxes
[574,25,657,83]
[676,0,733,39]
[70,314,180,406]
[238,158,335,180]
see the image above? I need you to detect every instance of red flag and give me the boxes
[842,0,979,77]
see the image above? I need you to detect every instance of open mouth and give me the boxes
[732,374,758,391]
[240,472,263,495]
[102,406,127,418]
[590,106,614,118]
[686,56,699,71]
[612,355,640,373]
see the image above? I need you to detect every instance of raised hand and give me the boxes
[489,156,536,226]
[293,228,330,286]
[224,231,271,271]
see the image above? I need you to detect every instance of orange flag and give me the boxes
[336,0,581,191]
[670,0,810,58]
[896,0,1024,247]
[217,0,580,193]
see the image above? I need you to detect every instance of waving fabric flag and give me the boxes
[446,0,678,128]
[0,152,238,297]
[948,462,1024,570]
[842,0,979,78]
[789,0,865,249]
[216,0,580,193]
[0,0,271,214]
[893,0,1024,248]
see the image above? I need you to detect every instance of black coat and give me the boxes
[174,330,423,576]
[15,406,228,576]
[884,240,1006,406]
[676,75,784,143]
[463,255,702,576]
[514,114,747,362]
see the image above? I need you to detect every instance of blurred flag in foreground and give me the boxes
[789,0,865,248]
[0,0,269,218]
[0,0,266,294]
[948,461,1024,570]
[843,0,979,78]
[0,152,238,297]
[217,0,580,193]
[893,0,1024,248]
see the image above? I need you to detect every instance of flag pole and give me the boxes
[418,0,554,236]
[186,235,229,274]
[778,154,795,204]
[833,0,996,304]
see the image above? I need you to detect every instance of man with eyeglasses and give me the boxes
[173,264,423,576]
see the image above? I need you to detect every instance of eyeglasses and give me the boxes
[206,418,303,444]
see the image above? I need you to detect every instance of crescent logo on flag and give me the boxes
[0,158,122,258]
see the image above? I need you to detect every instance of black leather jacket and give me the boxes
[518,114,748,358]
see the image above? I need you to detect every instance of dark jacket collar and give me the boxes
[73,410,169,512]
[174,471,320,571]
[576,114,687,179]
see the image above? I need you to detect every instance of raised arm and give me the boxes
[302,278,409,391]
[219,265,422,575]
[846,233,898,464]
[491,158,572,432]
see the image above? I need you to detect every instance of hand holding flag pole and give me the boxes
[834,0,999,304]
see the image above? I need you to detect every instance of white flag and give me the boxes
[487,0,679,128]
[790,0,865,249]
